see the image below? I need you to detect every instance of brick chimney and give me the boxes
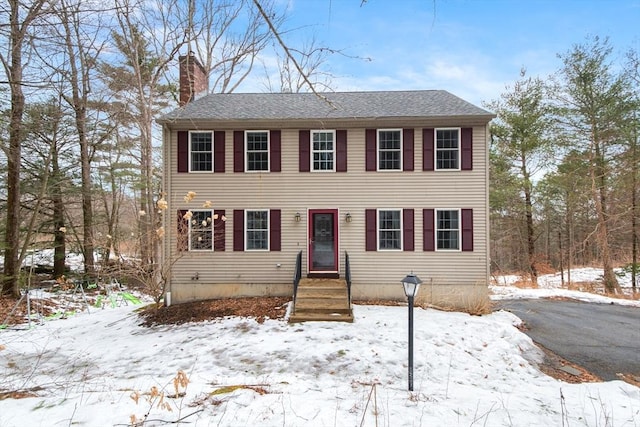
[179,52,208,106]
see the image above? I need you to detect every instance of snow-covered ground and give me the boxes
[0,268,638,426]
[491,266,640,307]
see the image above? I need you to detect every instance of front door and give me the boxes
[308,209,339,273]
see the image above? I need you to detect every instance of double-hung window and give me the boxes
[436,128,460,170]
[436,209,460,250]
[378,209,402,250]
[189,210,214,250]
[246,210,269,250]
[378,129,402,171]
[190,131,213,172]
[312,130,335,171]
[246,131,269,172]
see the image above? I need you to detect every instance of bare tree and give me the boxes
[184,0,284,94]
[264,36,334,93]
[100,0,189,273]
[0,0,50,297]
[41,0,115,277]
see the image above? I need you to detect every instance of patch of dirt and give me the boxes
[0,297,56,326]
[534,343,602,384]
[138,297,290,327]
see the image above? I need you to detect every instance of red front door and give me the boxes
[308,209,339,273]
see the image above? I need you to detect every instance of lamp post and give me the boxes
[401,273,422,391]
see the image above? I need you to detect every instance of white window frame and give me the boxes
[245,130,270,173]
[435,128,461,171]
[311,130,336,172]
[245,209,270,251]
[435,208,461,251]
[377,208,403,251]
[189,130,214,173]
[377,129,402,171]
[188,209,215,251]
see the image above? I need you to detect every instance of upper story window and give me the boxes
[436,128,460,170]
[378,129,402,171]
[312,130,335,172]
[190,131,213,172]
[246,209,269,250]
[246,131,269,172]
[378,209,402,250]
[189,210,214,251]
[436,209,460,250]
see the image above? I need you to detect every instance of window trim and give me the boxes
[435,208,461,251]
[377,129,403,171]
[245,209,270,251]
[188,209,215,251]
[435,127,461,171]
[188,130,214,173]
[377,208,403,251]
[245,130,270,173]
[311,129,336,172]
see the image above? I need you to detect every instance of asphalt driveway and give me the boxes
[496,299,640,381]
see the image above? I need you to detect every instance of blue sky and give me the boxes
[251,0,640,107]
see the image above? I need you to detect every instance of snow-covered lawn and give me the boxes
[0,268,638,426]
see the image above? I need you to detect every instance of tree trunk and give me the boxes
[51,145,66,279]
[632,121,638,293]
[2,1,27,298]
[592,139,621,293]
[60,4,95,277]
[524,187,538,283]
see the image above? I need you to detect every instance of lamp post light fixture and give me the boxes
[401,272,422,391]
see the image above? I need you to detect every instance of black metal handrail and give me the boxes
[345,251,352,306]
[293,250,302,305]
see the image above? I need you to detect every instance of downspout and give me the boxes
[162,122,172,304]
[485,122,491,286]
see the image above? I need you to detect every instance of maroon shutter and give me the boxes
[461,127,473,170]
[365,209,377,251]
[403,208,414,251]
[270,209,281,251]
[233,131,244,172]
[299,130,310,172]
[336,130,347,172]
[177,210,188,251]
[270,130,281,172]
[214,131,225,173]
[214,209,225,251]
[422,128,434,171]
[365,129,377,171]
[462,208,474,251]
[178,131,188,173]
[423,209,435,251]
[403,129,414,171]
[233,209,244,251]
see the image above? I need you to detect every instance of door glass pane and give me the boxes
[312,213,335,270]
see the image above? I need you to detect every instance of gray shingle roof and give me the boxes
[159,90,494,123]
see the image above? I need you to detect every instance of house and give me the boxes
[158,54,495,316]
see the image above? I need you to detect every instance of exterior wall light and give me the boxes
[295,212,301,222]
[345,212,352,223]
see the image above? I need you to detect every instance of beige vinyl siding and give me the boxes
[163,122,489,304]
